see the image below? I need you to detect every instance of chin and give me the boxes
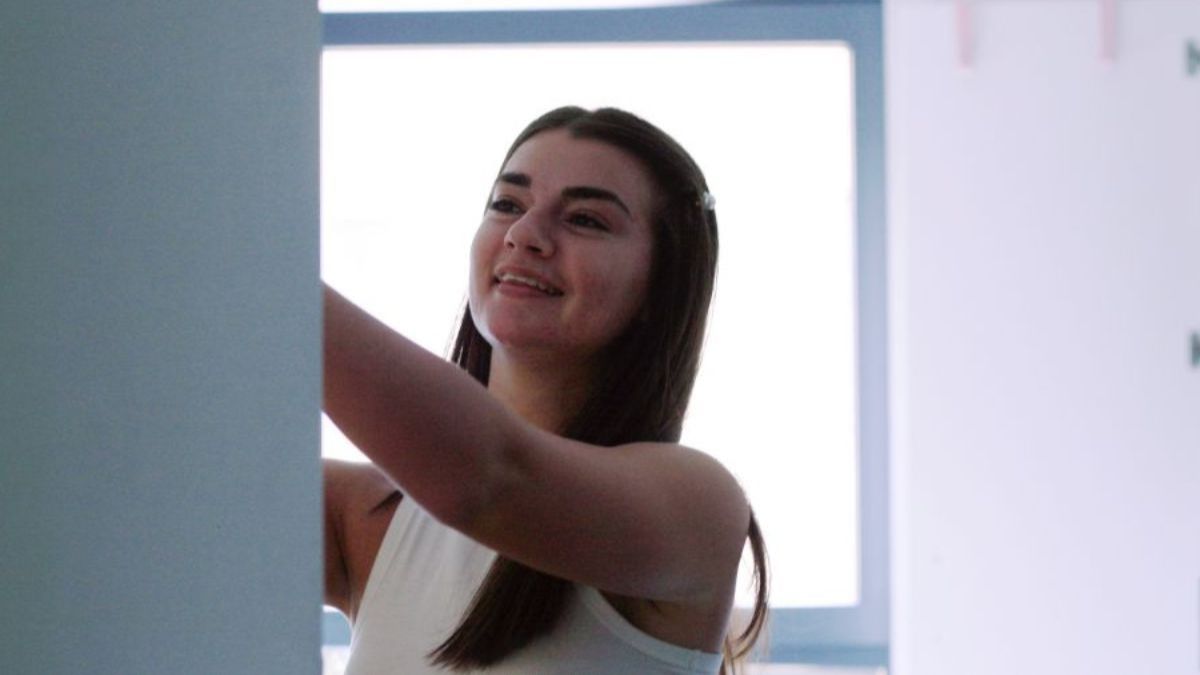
[488,330,560,355]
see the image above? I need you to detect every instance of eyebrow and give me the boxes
[498,172,531,188]
[497,172,632,217]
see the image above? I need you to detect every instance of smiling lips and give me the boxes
[495,271,564,296]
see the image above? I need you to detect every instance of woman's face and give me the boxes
[469,129,657,363]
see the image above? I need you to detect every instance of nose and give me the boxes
[503,209,555,257]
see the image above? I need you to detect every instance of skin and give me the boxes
[469,129,657,431]
[322,131,748,653]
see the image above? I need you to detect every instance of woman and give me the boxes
[323,107,768,674]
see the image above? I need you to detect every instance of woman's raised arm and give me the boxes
[322,283,749,604]
[323,283,514,525]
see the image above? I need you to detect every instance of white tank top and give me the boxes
[343,494,723,675]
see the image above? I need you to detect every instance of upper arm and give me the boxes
[454,428,751,605]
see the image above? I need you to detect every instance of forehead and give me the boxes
[501,129,658,221]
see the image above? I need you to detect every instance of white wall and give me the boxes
[0,4,321,673]
[887,2,1199,673]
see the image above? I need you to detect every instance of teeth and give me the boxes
[498,273,561,295]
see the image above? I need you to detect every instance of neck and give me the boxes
[486,348,595,434]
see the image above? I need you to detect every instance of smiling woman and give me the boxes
[322,107,768,674]
[317,2,897,665]
[471,129,657,369]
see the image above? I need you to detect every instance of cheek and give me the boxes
[621,256,653,322]
[580,248,653,326]
[621,242,654,301]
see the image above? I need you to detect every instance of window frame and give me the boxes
[320,1,888,666]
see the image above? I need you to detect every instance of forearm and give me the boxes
[322,283,517,525]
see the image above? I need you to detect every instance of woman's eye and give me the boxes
[489,198,521,214]
[567,213,608,231]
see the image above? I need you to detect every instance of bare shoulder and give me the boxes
[655,442,750,586]
[621,441,751,554]
[594,443,748,651]
[477,431,750,607]
[323,459,402,620]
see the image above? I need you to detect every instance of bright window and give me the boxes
[321,41,858,609]
[319,2,888,667]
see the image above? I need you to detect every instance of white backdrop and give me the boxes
[887,1,1200,674]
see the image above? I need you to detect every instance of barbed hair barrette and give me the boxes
[702,191,716,211]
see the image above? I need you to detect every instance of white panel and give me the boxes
[887,2,1200,674]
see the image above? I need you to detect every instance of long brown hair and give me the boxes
[430,107,769,673]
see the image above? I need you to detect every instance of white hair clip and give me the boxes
[702,191,716,211]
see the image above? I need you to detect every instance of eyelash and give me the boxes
[489,198,611,232]
[566,213,609,231]
[489,198,522,214]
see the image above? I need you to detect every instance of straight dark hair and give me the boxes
[430,107,769,673]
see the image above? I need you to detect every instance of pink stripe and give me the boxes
[1100,0,1117,62]
[956,0,973,68]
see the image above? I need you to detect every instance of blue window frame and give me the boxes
[320,1,887,667]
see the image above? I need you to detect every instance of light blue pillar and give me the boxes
[0,3,321,673]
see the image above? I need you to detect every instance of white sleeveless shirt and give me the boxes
[343,494,723,675]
